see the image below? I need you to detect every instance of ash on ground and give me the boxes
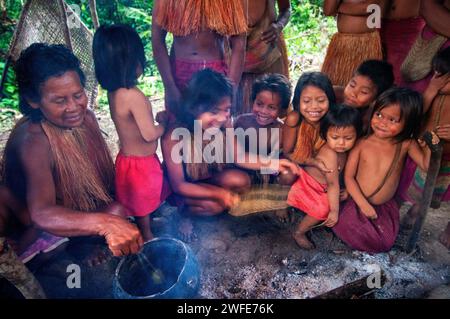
[180,205,449,299]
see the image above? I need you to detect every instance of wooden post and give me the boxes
[88,0,99,30]
[406,132,443,253]
[0,238,46,299]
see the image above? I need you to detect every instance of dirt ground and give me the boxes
[0,102,449,299]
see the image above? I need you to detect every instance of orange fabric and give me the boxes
[287,168,329,220]
[291,120,325,164]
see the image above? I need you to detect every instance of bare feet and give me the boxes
[86,245,112,267]
[293,231,314,250]
[178,218,196,243]
[438,222,450,249]
[274,209,292,224]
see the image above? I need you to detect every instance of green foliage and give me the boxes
[285,0,336,78]
[0,0,335,119]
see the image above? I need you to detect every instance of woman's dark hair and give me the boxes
[368,87,423,142]
[320,104,363,140]
[251,73,292,111]
[432,46,450,75]
[14,43,86,121]
[179,69,233,131]
[355,59,394,96]
[93,24,146,91]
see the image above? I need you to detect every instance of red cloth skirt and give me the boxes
[115,152,171,217]
[333,198,400,254]
[287,168,329,220]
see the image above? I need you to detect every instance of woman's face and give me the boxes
[29,71,88,128]
[298,85,329,124]
[197,97,232,132]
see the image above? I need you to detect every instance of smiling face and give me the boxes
[370,103,405,139]
[326,126,358,153]
[344,75,378,109]
[299,85,329,124]
[29,71,88,128]
[197,96,232,131]
[252,90,282,126]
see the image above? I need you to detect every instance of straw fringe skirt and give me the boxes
[321,31,383,87]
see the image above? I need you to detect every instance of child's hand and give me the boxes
[339,189,349,201]
[155,110,169,126]
[312,158,333,174]
[360,203,377,220]
[428,72,450,94]
[219,189,240,209]
[278,159,300,175]
[436,125,450,142]
[324,211,339,228]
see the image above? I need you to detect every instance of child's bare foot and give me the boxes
[274,209,292,224]
[293,231,314,250]
[178,218,196,243]
[86,246,112,267]
[438,223,450,249]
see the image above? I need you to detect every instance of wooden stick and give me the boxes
[0,56,10,99]
[314,271,386,299]
[88,0,99,30]
[406,131,443,253]
[0,238,46,299]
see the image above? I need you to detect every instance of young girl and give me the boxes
[162,69,298,238]
[333,87,435,254]
[287,105,362,249]
[93,24,171,242]
[281,72,337,186]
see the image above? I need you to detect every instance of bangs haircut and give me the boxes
[320,104,363,140]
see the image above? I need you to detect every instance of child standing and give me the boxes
[402,47,450,248]
[93,25,171,242]
[333,87,434,253]
[321,0,388,86]
[281,72,336,185]
[288,105,362,249]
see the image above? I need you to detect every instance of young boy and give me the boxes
[335,59,394,130]
[234,73,292,157]
[322,0,388,86]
